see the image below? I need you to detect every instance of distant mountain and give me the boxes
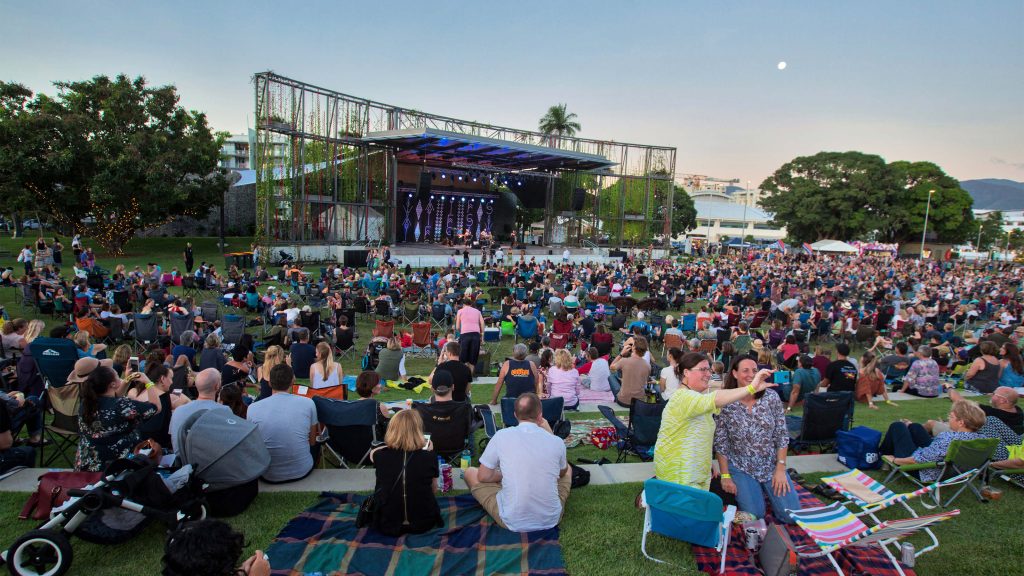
[961,179,1024,211]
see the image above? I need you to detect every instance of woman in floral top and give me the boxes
[714,357,801,523]
[898,345,941,397]
[881,400,986,483]
[76,364,161,472]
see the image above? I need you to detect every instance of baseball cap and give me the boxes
[430,369,454,394]
[67,357,114,383]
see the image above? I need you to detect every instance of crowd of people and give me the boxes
[3,239,1024,575]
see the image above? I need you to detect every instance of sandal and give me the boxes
[885,400,898,407]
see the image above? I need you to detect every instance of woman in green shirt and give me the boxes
[653,352,775,490]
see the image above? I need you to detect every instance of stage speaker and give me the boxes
[514,180,547,209]
[572,188,586,211]
[344,249,369,268]
[608,249,628,260]
[418,172,432,199]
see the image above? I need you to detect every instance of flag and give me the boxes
[803,242,814,255]
[776,239,785,250]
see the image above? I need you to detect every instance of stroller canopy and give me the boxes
[176,409,270,491]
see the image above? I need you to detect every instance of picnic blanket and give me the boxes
[692,486,916,576]
[264,492,567,576]
[565,418,623,449]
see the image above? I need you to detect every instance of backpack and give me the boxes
[836,426,883,470]
[361,353,372,371]
[569,463,590,488]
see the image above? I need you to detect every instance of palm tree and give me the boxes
[538,104,581,139]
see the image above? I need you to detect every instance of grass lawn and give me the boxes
[1,236,1021,574]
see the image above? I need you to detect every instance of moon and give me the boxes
[777,61,787,70]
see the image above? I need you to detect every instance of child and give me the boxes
[708,361,725,391]
[400,330,413,348]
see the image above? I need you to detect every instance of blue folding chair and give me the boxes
[680,314,697,333]
[500,396,565,431]
[313,397,381,468]
[515,316,539,343]
[640,478,736,573]
[29,338,79,388]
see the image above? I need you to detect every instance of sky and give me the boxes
[3,0,1022,188]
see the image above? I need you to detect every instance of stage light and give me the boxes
[461,197,465,202]
[472,175,478,182]
[458,175,463,181]
[441,173,446,179]
[408,193,413,198]
[517,180,522,186]
[440,195,445,199]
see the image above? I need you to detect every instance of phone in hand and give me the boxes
[129,356,140,372]
[423,434,432,449]
[772,371,792,385]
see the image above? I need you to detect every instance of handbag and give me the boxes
[20,471,103,520]
[356,452,407,528]
[758,523,799,576]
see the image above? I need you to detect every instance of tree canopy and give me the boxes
[0,75,227,254]
[759,151,974,244]
[538,104,580,137]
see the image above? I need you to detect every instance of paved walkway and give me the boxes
[0,454,847,493]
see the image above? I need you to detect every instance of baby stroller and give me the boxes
[360,336,389,370]
[2,456,206,576]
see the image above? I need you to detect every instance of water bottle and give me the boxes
[900,542,915,567]
[460,449,471,471]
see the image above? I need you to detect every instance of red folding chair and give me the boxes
[550,333,569,350]
[374,319,395,338]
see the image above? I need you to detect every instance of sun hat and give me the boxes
[67,357,114,383]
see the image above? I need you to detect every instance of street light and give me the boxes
[919,189,935,261]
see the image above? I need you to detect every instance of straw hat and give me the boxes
[67,357,114,383]
[751,339,765,352]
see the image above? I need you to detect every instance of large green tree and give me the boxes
[759,151,894,242]
[973,211,1006,251]
[538,104,580,138]
[876,161,974,244]
[2,75,228,254]
[654,185,697,238]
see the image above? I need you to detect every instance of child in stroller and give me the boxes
[2,455,206,576]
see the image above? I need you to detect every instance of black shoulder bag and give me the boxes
[356,452,408,528]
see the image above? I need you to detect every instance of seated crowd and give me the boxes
[4,240,1024,576]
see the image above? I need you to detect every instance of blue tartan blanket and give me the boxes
[265,492,567,575]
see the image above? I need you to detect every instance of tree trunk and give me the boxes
[12,212,23,239]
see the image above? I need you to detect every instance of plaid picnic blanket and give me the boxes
[265,492,567,576]
[692,486,916,576]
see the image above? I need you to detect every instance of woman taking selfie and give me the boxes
[714,357,801,523]
[653,352,776,491]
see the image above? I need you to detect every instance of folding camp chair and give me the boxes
[39,382,83,467]
[788,391,854,452]
[499,396,566,434]
[821,468,975,559]
[430,302,449,332]
[132,314,160,353]
[477,404,499,451]
[598,400,664,463]
[29,338,79,389]
[373,319,395,338]
[549,333,568,350]
[401,301,421,326]
[883,437,1000,506]
[515,316,539,343]
[788,501,959,576]
[300,310,321,340]
[169,313,194,343]
[200,301,220,324]
[640,478,736,574]
[500,320,515,339]
[313,397,381,468]
[663,333,684,354]
[698,339,718,356]
[409,321,435,358]
[680,314,697,334]
[221,315,246,346]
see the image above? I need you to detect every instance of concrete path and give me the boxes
[0,454,848,494]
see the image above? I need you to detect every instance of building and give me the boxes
[675,177,786,243]
[974,209,1024,233]
[218,130,288,171]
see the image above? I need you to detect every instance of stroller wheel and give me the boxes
[176,502,208,526]
[7,530,73,576]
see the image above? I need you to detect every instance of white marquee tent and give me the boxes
[810,239,858,253]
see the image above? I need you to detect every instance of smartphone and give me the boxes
[773,371,791,384]
[129,356,140,372]
[423,434,431,449]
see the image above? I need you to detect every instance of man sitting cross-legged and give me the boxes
[464,392,571,532]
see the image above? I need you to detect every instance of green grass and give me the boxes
[2,236,1022,574]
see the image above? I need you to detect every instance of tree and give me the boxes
[1006,228,1024,253]
[759,151,894,242]
[973,211,1006,251]
[657,185,696,238]
[9,75,228,254]
[876,161,974,244]
[538,104,581,138]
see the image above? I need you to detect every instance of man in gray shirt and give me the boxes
[247,363,319,483]
[169,369,229,452]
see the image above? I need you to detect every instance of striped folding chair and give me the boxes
[788,502,960,576]
[821,469,973,559]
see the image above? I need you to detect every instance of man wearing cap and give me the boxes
[413,370,473,461]
[168,369,230,452]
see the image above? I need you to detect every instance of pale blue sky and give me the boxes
[3,0,1022,186]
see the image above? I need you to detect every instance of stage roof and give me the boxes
[361,128,616,172]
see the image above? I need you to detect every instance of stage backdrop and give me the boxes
[396,189,517,244]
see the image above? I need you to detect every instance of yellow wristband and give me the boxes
[720,473,732,479]
[746,384,756,395]
[145,382,154,389]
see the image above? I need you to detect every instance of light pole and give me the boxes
[919,189,935,261]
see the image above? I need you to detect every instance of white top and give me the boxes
[588,358,611,391]
[247,393,318,482]
[478,422,568,532]
[562,249,571,259]
[311,363,343,389]
[660,365,681,399]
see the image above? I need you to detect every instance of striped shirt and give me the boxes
[654,387,720,490]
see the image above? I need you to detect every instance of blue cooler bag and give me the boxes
[836,426,883,470]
